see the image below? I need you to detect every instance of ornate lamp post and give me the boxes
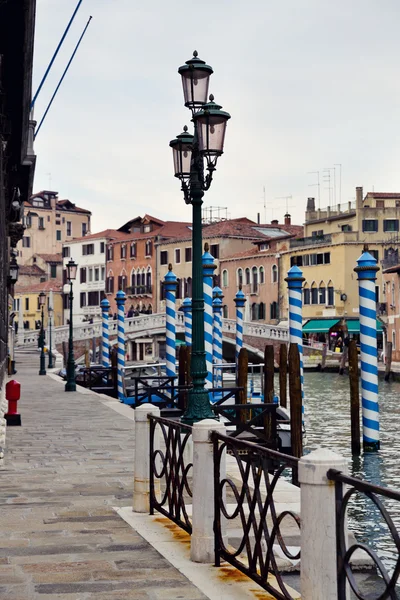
[48,302,54,369]
[8,255,19,286]
[38,291,46,375]
[65,258,78,392]
[170,51,231,424]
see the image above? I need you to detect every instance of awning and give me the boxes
[346,319,383,333]
[303,319,339,333]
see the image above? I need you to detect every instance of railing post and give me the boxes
[190,419,226,563]
[299,448,348,599]
[133,403,160,513]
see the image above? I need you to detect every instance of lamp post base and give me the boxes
[39,351,46,376]
[181,388,216,426]
[65,381,76,392]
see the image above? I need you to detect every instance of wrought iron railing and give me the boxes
[212,432,300,599]
[290,233,332,248]
[327,468,400,600]
[149,415,193,534]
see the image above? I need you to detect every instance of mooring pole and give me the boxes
[289,342,303,466]
[348,339,361,455]
[279,343,288,408]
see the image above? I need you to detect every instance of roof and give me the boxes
[66,229,126,243]
[36,253,63,263]
[15,279,64,294]
[383,264,400,274]
[26,192,92,215]
[364,192,400,199]
[111,220,192,244]
[18,264,46,276]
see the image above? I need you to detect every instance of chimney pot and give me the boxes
[306,197,316,212]
[257,212,260,224]
[356,186,363,209]
[284,213,291,226]
[271,219,279,225]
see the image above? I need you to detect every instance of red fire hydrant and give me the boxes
[5,380,21,426]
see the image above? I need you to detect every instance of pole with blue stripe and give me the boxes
[354,251,380,451]
[285,266,305,420]
[115,289,126,403]
[164,265,178,383]
[202,245,216,389]
[212,286,223,388]
[234,286,246,362]
[100,298,110,367]
[181,297,192,347]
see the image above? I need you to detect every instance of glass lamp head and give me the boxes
[169,126,194,179]
[178,51,213,111]
[66,258,78,282]
[193,95,231,163]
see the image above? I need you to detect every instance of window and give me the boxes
[222,269,228,287]
[130,242,136,258]
[106,276,114,293]
[38,217,44,229]
[80,292,86,308]
[56,213,60,218]
[259,302,265,320]
[251,303,259,321]
[94,268,99,282]
[66,221,72,236]
[259,266,265,284]
[272,265,278,283]
[145,241,152,257]
[252,266,258,293]
[88,268,93,282]
[63,293,69,309]
[82,222,87,236]
[80,267,87,283]
[324,252,331,264]
[100,242,105,253]
[312,230,324,237]
[160,250,168,265]
[375,285,379,304]
[327,282,334,306]
[223,305,228,318]
[245,268,251,285]
[56,230,62,241]
[317,253,324,265]
[185,247,192,262]
[384,219,399,232]
[210,244,220,259]
[25,298,29,310]
[88,291,100,306]
[101,267,105,280]
[47,215,50,222]
[62,217,65,224]
[341,224,352,232]
[22,236,31,248]
[304,286,310,305]
[82,243,94,255]
[131,271,136,289]
[319,283,326,304]
[393,331,396,351]
[311,284,318,304]
[370,250,379,262]
[63,269,67,284]
[270,301,278,320]
[120,245,126,259]
[362,219,378,232]
[237,268,243,287]
[176,278,182,300]
[56,220,61,226]
[118,275,127,292]
[62,246,70,258]
[107,246,114,261]
[50,264,57,278]
[175,249,181,264]
[143,224,152,233]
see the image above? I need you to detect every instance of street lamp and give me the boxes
[170,51,231,424]
[8,256,19,286]
[65,258,78,392]
[48,303,54,369]
[38,291,46,375]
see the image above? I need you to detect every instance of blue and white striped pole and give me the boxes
[212,286,223,388]
[115,290,126,403]
[202,245,216,389]
[164,265,177,383]
[285,266,305,420]
[100,298,110,367]
[234,286,246,362]
[181,297,192,347]
[354,251,380,452]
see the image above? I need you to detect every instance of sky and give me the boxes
[32,0,400,233]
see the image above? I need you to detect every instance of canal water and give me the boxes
[303,371,400,577]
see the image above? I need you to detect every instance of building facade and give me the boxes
[14,280,64,331]
[18,191,91,263]
[62,230,124,324]
[383,264,400,362]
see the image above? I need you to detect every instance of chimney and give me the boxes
[356,186,363,209]
[306,197,315,212]
[284,213,291,226]
[257,212,260,224]
[271,219,279,226]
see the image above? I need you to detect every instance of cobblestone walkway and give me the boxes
[0,351,207,600]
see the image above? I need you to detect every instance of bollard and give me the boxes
[212,287,223,389]
[285,265,305,421]
[202,245,216,389]
[299,448,348,600]
[164,264,177,385]
[5,380,21,426]
[234,285,246,362]
[191,419,226,563]
[181,297,192,347]
[115,289,126,403]
[133,404,160,513]
[100,298,111,367]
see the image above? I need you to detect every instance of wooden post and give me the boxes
[289,343,302,466]
[178,345,190,411]
[263,345,275,403]
[385,341,393,382]
[92,335,97,364]
[237,348,248,425]
[348,339,361,455]
[279,343,287,408]
[110,347,118,397]
[321,342,327,371]
[339,345,348,375]
[85,341,90,368]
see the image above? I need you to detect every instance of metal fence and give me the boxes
[149,415,193,534]
[212,431,300,599]
[327,468,400,600]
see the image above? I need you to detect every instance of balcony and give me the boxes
[290,234,332,249]
[126,285,153,297]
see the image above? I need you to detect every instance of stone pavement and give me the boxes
[0,351,207,600]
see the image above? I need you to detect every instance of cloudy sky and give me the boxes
[32,1,400,232]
